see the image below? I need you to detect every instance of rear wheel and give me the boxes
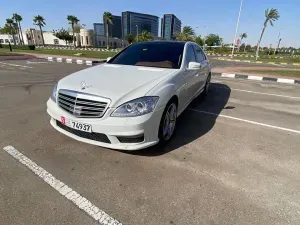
[204,74,211,96]
[158,100,177,144]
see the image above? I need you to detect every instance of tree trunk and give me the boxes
[39,25,45,46]
[106,22,109,50]
[72,25,75,48]
[10,25,16,45]
[19,22,25,45]
[255,26,266,60]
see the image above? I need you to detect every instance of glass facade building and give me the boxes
[93,23,105,36]
[122,11,159,38]
[104,15,122,38]
[161,14,182,40]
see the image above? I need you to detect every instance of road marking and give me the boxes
[188,109,300,134]
[213,86,300,100]
[0,62,33,68]
[3,146,122,225]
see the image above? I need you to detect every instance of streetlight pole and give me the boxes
[136,25,139,42]
[274,30,282,55]
[231,0,244,58]
[196,25,207,51]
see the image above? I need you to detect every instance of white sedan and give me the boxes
[47,41,211,150]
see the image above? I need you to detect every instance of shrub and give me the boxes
[1,44,36,50]
[28,45,35,50]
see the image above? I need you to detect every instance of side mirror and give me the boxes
[106,57,112,62]
[188,62,201,70]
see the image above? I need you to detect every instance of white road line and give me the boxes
[3,146,122,225]
[214,86,300,100]
[0,62,33,69]
[188,109,300,134]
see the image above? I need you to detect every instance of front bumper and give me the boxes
[46,99,163,150]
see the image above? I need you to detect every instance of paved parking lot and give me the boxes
[0,59,300,225]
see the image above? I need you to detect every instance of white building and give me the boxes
[1,28,127,48]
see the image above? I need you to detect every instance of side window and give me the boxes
[193,45,206,62]
[185,45,196,66]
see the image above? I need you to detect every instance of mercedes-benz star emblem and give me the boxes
[81,81,87,90]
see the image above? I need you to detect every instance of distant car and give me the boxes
[47,41,211,150]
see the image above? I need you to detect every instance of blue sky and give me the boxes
[1,0,299,47]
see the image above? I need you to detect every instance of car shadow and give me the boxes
[119,83,231,156]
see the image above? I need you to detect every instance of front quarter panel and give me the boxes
[146,70,184,111]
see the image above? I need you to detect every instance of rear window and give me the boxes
[108,42,185,69]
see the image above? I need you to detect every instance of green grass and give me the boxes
[0,48,116,59]
[0,51,25,56]
[242,70,300,77]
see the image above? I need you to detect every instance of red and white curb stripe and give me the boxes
[3,145,122,225]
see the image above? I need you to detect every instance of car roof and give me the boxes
[134,40,188,46]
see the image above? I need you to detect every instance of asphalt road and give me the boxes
[0,60,300,225]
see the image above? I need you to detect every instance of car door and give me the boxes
[179,44,199,108]
[178,45,197,111]
[193,44,209,95]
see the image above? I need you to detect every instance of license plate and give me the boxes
[61,116,92,133]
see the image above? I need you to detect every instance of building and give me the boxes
[103,15,122,38]
[93,23,105,36]
[94,35,128,48]
[122,11,159,38]
[161,14,182,40]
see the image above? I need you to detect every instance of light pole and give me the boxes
[231,0,244,58]
[274,29,282,55]
[136,25,139,42]
[196,25,207,51]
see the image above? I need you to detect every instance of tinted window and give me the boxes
[193,45,205,62]
[108,42,185,69]
[185,45,196,66]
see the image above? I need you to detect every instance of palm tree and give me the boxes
[103,12,113,49]
[6,19,16,45]
[67,15,79,47]
[238,33,247,52]
[125,34,135,44]
[255,8,280,60]
[12,13,24,45]
[176,26,195,41]
[33,15,46,46]
[139,30,153,42]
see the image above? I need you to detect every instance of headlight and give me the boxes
[50,84,58,102]
[111,96,159,117]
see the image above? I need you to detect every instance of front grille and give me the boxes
[117,134,144,143]
[57,89,110,118]
[56,120,111,143]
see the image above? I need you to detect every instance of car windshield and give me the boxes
[108,42,185,69]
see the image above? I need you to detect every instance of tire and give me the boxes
[158,99,178,145]
[203,74,211,96]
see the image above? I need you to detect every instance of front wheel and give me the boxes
[158,100,177,144]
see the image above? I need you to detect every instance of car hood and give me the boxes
[58,64,176,107]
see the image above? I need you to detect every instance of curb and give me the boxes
[37,46,120,53]
[215,57,300,66]
[212,72,300,85]
[207,53,300,58]
[46,57,105,66]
